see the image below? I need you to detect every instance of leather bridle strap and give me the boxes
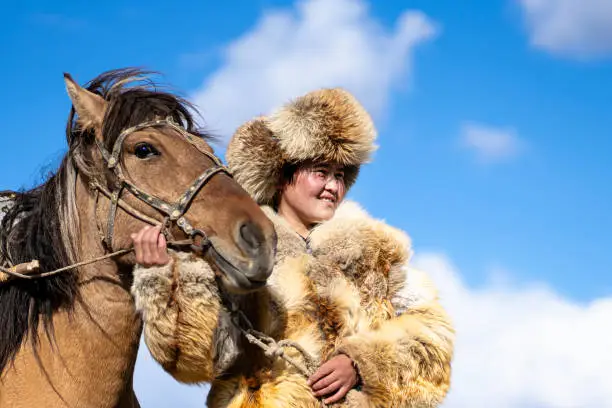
[106,185,124,251]
[120,164,229,222]
[93,117,231,250]
[105,118,218,169]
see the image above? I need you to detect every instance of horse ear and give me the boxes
[63,73,106,130]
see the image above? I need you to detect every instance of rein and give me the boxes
[0,239,193,283]
[226,301,318,378]
[228,305,328,407]
[217,286,322,400]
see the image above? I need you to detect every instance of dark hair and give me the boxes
[272,162,301,210]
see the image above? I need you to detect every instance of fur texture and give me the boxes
[132,251,221,383]
[226,89,377,205]
[227,118,286,206]
[132,201,455,407]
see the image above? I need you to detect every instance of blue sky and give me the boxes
[1,0,611,406]
[2,0,610,300]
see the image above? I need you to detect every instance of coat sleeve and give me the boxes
[332,265,455,407]
[131,252,223,384]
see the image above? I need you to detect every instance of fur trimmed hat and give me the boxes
[226,88,378,206]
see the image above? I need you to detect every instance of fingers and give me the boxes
[313,379,342,398]
[308,355,358,403]
[307,361,334,387]
[157,233,170,264]
[131,227,147,265]
[147,226,168,266]
[131,225,169,267]
[323,385,351,404]
[311,371,337,393]
[140,226,154,265]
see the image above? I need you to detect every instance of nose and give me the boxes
[239,221,263,254]
[325,177,340,193]
[237,221,275,282]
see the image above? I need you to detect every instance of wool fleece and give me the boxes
[132,200,455,407]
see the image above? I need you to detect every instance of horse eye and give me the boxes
[134,143,160,159]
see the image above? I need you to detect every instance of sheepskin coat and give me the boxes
[132,201,455,407]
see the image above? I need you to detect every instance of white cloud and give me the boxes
[190,0,437,139]
[460,122,524,163]
[413,253,612,408]
[518,0,612,58]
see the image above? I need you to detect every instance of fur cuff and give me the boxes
[331,336,394,406]
[131,251,222,383]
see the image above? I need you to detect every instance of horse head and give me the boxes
[64,69,276,293]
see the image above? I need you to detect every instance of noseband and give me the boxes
[91,117,231,252]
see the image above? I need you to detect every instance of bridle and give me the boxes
[6,115,246,311]
[0,118,321,389]
[90,116,231,253]
[0,117,232,281]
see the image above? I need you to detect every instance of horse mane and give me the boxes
[0,67,211,375]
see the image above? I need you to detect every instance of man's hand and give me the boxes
[307,354,359,404]
[131,225,170,267]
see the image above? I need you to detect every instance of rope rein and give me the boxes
[0,239,195,283]
[229,305,319,378]
[227,305,329,407]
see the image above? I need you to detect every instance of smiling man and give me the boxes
[132,87,455,407]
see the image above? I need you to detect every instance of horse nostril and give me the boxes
[237,221,274,283]
[239,221,263,254]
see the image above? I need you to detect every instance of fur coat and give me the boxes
[132,201,455,407]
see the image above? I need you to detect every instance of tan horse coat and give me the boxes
[133,201,455,407]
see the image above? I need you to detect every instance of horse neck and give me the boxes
[0,176,142,408]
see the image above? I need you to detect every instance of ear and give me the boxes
[64,73,106,130]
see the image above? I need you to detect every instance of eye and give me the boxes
[134,142,160,159]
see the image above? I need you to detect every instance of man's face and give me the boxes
[280,162,347,225]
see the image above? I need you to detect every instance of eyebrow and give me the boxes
[309,164,346,174]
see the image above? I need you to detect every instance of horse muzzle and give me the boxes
[205,221,276,294]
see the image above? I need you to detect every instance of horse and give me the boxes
[0,68,277,408]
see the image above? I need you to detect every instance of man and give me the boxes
[133,88,454,406]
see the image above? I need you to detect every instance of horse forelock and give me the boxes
[66,67,214,160]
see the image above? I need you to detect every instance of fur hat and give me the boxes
[226,88,378,205]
